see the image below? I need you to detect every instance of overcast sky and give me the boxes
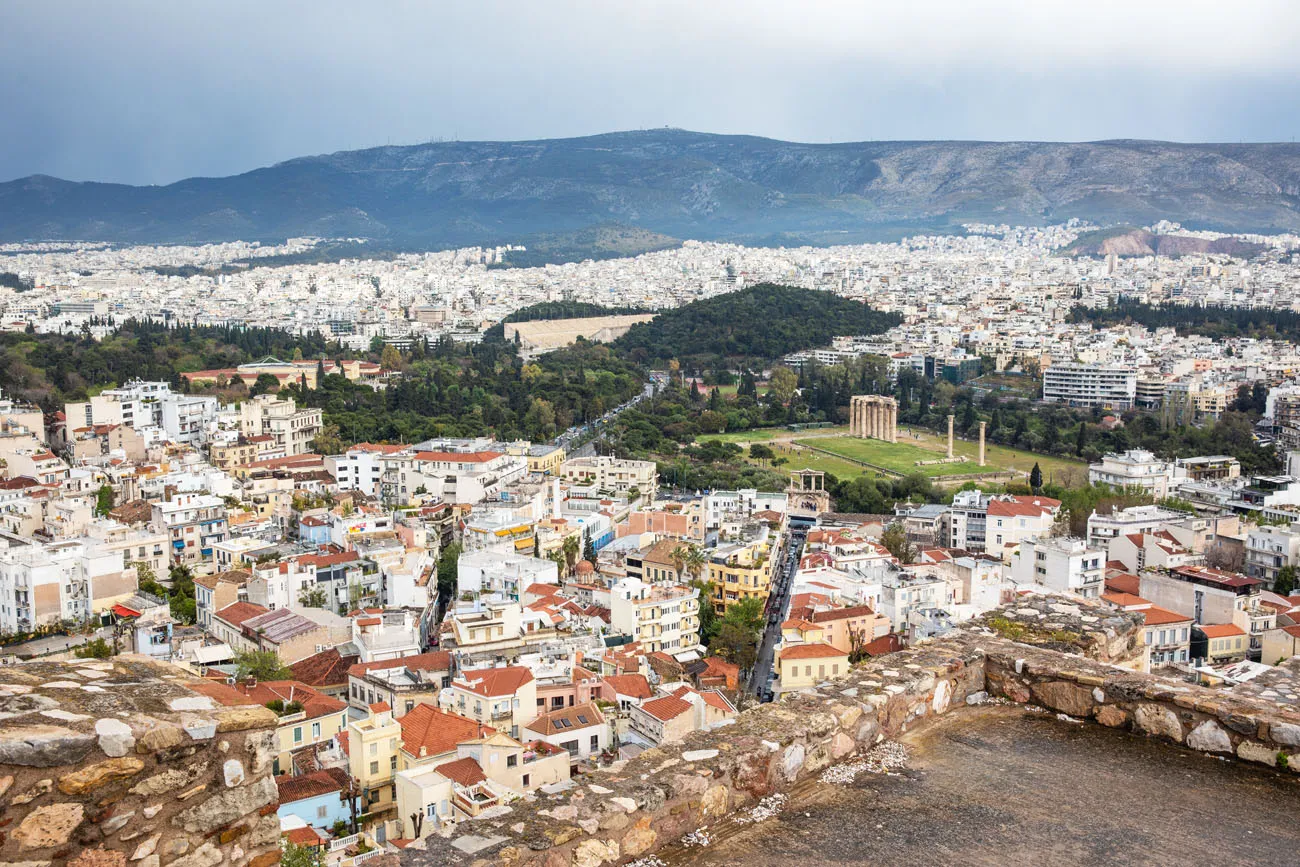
[4,0,1299,185]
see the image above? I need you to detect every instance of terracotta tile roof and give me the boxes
[1101,591,1149,609]
[399,704,494,759]
[861,633,904,656]
[454,666,534,698]
[1143,606,1193,627]
[283,827,324,847]
[638,694,692,722]
[1198,623,1247,639]
[289,647,359,689]
[700,690,735,714]
[780,642,849,661]
[603,674,652,700]
[213,601,270,628]
[434,756,487,787]
[1104,573,1141,596]
[275,768,347,803]
[189,679,346,721]
[524,702,605,736]
[809,605,876,623]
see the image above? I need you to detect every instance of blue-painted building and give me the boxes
[276,769,351,830]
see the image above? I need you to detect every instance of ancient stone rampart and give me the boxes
[398,595,1300,867]
[0,657,281,867]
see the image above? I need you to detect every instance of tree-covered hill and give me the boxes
[612,283,900,366]
[1069,300,1300,343]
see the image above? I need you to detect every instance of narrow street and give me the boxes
[748,523,806,701]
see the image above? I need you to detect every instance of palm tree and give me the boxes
[562,535,580,576]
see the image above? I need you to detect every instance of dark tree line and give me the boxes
[1069,300,1300,344]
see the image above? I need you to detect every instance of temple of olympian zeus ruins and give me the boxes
[849,395,898,442]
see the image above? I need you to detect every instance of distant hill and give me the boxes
[1059,226,1269,258]
[612,283,901,365]
[4,131,1300,247]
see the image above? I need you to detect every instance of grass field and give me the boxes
[798,429,1085,482]
[705,422,1085,485]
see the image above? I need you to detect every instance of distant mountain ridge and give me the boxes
[1059,226,1269,258]
[3,130,1300,247]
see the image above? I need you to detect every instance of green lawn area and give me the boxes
[799,429,1086,483]
[708,425,850,444]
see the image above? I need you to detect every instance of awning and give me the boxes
[112,603,141,618]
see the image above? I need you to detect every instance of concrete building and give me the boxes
[239,394,323,457]
[609,578,701,655]
[1244,524,1300,589]
[1011,536,1104,599]
[1088,450,1174,499]
[1042,362,1137,409]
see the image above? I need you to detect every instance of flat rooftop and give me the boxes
[661,705,1300,866]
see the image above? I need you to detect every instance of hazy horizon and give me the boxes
[4,0,1299,185]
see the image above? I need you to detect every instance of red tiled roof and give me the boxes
[1143,606,1192,627]
[188,679,346,721]
[213,601,270,628]
[525,702,605,737]
[455,666,534,698]
[289,647,359,689]
[1199,623,1247,638]
[435,756,487,787]
[283,827,324,847]
[399,704,494,759]
[603,674,652,700]
[275,768,348,804]
[809,605,876,623]
[861,633,904,656]
[638,694,692,722]
[780,642,848,661]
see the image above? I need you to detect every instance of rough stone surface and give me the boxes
[0,726,95,768]
[94,720,135,758]
[172,776,277,834]
[1030,681,1095,718]
[57,757,145,795]
[13,803,85,850]
[1095,705,1129,728]
[1187,720,1232,753]
[67,848,126,867]
[1134,704,1185,743]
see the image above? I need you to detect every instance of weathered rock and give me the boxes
[931,680,951,714]
[1270,722,1300,746]
[1095,705,1129,728]
[58,757,145,795]
[166,843,222,867]
[621,819,657,858]
[781,743,805,781]
[135,725,184,754]
[214,706,278,733]
[99,811,135,834]
[11,779,53,805]
[222,759,245,788]
[1134,704,1183,742]
[831,732,855,760]
[130,833,161,861]
[14,803,85,850]
[245,732,276,776]
[130,763,208,797]
[700,785,729,819]
[1186,720,1232,753]
[67,848,126,867]
[95,719,135,758]
[0,725,95,768]
[1030,681,1095,718]
[1237,740,1278,766]
[572,839,618,867]
[172,775,277,834]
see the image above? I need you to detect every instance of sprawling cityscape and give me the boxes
[4,2,1300,866]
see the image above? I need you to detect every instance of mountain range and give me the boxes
[3,130,1300,250]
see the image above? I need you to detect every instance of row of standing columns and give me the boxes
[849,395,898,443]
[945,414,987,466]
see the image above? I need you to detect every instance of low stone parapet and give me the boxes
[0,656,281,867]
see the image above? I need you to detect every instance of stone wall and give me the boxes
[397,595,1300,867]
[0,657,281,867]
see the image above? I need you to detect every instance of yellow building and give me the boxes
[526,444,566,476]
[707,536,777,615]
[348,702,403,816]
[442,666,538,741]
[776,642,849,694]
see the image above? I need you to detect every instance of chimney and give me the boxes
[420,746,427,757]
[245,676,257,689]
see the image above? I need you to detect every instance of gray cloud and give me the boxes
[2,0,1298,184]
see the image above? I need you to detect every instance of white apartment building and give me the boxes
[325,443,406,497]
[1086,504,1194,550]
[65,380,217,446]
[1011,536,1105,599]
[609,578,701,654]
[560,456,658,500]
[239,394,323,457]
[702,489,787,530]
[0,537,138,632]
[150,493,228,566]
[1088,450,1174,499]
[456,550,558,599]
[1042,362,1137,409]
[1244,524,1300,589]
[381,449,525,506]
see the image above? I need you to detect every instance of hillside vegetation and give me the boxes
[1069,300,1300,342]
[612,283,900,366]
[5,131,1300,246]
